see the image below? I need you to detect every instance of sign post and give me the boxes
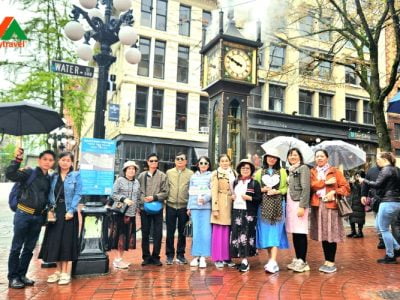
[51,60,95,78]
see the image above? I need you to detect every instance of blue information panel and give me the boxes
[79,138,116,195]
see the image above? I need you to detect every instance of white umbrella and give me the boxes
[312,140,366,170]
[261,136,314,164]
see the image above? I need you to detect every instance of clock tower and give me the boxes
[201,10,262,165]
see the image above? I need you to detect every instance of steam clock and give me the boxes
[201,10,262,165]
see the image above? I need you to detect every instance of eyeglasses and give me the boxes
[148,160,158,163]
[175,157,185,161]
[199,162,209,165]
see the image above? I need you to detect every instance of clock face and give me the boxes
[206,46,221,85]
[224,49,252,80]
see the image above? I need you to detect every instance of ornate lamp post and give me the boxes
[47,127,76,152]
[64,0,141,276]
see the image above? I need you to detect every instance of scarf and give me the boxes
[217,167,236,193]
[316,164,330,197]
[260,168,282,224]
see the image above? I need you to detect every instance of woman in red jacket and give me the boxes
[310,149,350,273]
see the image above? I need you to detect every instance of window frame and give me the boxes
[269,44,285,70]
[179,5,191,36]
[155,0,168,31]
[177,45,189,83]
[140,0,153,27]
[299,90,313,116]
[363,101,374,125]
[345,98,358,122]
[135,86,149,127]
[138,37,151,77]
[319,93,332,119]
[175,92,188,131]
[268,84,285,112]
[199,96,209,131]
[153,40,166,79]
[151,88,164,128]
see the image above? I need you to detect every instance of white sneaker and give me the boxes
[190,257,199,267]
[265,260,279,274]
[287,258,299,270]
[47,271,60,283]
[199,257,207,268]
[292,259,310,273]
[113,259,129,269]
[58,273,71,285]
[214,261,224,268]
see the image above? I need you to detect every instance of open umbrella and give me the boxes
[388,91,400,113]
[261,136,314,164]
[312,140,366,170]
[0,101,64,143]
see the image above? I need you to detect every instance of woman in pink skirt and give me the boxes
[285,148,311,272]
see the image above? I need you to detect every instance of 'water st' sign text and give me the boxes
[51,60,94,78]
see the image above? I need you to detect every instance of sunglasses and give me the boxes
[175,157,185,161]
[199,161,209,165]
[148,160,158,163]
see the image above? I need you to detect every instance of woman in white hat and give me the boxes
[109,161,140,269]
[254,148,289,274]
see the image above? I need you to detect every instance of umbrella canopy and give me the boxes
[261,136,314,164]
[0,101,64,136]
[312,140,366,170]
[387,91,400,113]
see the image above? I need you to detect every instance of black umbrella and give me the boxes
[0,101,64,143]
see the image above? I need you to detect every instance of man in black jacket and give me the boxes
[6,148,55,289]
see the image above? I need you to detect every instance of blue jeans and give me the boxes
[8,209,44,280]
[377,202,400,258]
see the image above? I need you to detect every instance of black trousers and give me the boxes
[166,205,188,258]
[140,210,163,260]
[322,241,337,263]
[292,233,307,262]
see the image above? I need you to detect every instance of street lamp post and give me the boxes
[47,127,76,152]
[64,0,141,276]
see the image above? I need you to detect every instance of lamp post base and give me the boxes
[72,253,109,276]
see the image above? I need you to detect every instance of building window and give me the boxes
[176,93,187,131]
[202,10,211,28]
[299,90,313,116]
[269,44,285,70]
[269,84,284,112]
[248,84,263,109]
[299,51,315,76]
[346,98,358,122]
[177,45,189,83]
[138,37,151,76]
[199,96,209,131]
[345,66,357,84]
[153,40,166,79]
[395,124,400,140]
[155,0,167,31]
[318,61,332,79]
[135,86,149,127]
[319,17,331,41]
[152,89,163,128]
[179,5,191,36]
[319,93,332,119]
[141,0,152,27]
[299,13,314,35]
[363,101,374,124]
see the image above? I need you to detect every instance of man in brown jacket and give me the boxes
[165,152,193,264]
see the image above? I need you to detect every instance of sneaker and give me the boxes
[353,232,364,238]
[113,259,129,269]
[214,261,224,268]
[287,258,299,270]
[265,261,279,274]
[58,273,71,285]
[176,256,188,264]
[238,263,250,272]
[292,259,310,273]
[152,258,163,266]
[199,257,207,268]
[347,232,356,238]
[141,258,153,266]
[377,255,397,264]
[319,264,337,273]
[47,271,61,283]
[190,257,200,267]
[224,260,236,268]
[166,257,174,265]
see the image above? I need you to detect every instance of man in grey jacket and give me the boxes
[138,153,168,266]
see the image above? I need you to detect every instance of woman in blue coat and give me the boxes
[39,152,82,285]
[187,156,212,268]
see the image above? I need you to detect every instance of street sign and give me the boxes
[108,104,120,122]
[51,60,94,78]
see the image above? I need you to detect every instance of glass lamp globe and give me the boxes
[118,26,137,46]
[60,127,68,134]
[79,0,97,9]
[66,128,74,136]
[114,0,131,12]
[89,8,105,22]
[48,137,55,145]
[61,138,67,144]
[125,47,141,64]
[64,21,85,41]
[77,43,93,61]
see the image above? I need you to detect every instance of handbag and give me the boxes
[337,196,353,217]
[110,201,129,214]
[143,201,163,214]
[183,219,193,237]
[46,208,57,223]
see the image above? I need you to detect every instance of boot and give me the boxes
[347,231,356,238]
[347,223,356,237]
[353,230,363,238]
[377,239,385,249]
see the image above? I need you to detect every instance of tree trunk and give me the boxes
[370,99,392,151]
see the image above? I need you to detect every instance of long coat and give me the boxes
[349,182,366,224]
[210,170,232,225]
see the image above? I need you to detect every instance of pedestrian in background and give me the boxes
[138,153,168,266]
[285,148,311,273]
[347,170,366,238]
[187,156,212,268]
[165,152,193,265]
[211,154,236,268]
[255,148,289,274]
[39,152,81,285]
[310,149,350,273]
[230,159,261,272]
[109,161,140,269]
[6,148,55,289]
[359,152,400,264]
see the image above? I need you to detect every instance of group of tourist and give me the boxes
[5,146,400,290]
